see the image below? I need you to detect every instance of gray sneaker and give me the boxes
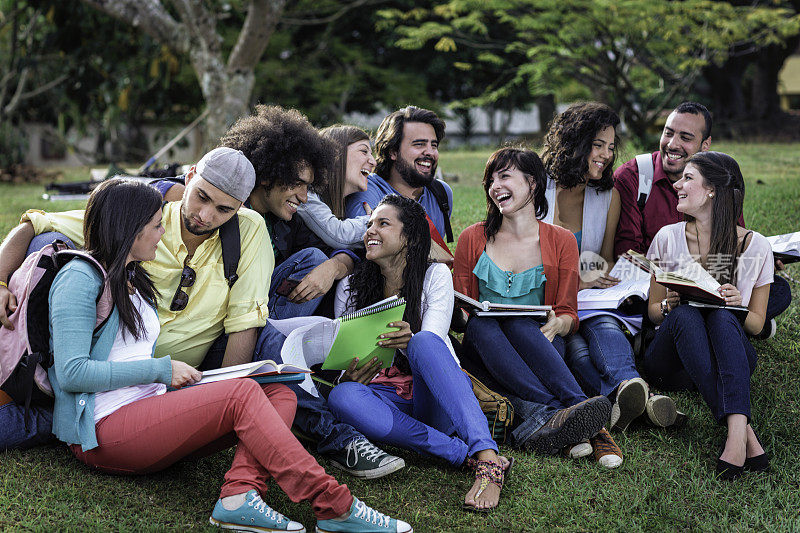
[328,438,405,479]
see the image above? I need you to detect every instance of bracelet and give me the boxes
[660,298,670,317]
[0,281,7,289]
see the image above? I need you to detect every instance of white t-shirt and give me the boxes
[93,292,167,422]
[334,262,458,361]
[646,221,774,306]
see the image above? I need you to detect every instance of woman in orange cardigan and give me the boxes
[454,147,621,468]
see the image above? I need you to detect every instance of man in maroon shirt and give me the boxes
[613,102,712,258]
[614,101,790,338]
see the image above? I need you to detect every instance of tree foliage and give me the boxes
[384,0,800,143]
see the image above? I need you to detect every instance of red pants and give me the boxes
[71,379,352,519]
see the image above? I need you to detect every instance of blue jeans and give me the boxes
[565,315,640,397]
[327,331,497,465]
[252,248,364,455]
[0,232,69,450]
[455,358,559,448]
[643,305,756,423]
[0,402,54,450]
[202,248,331,368]
[461,316,587,409]
[766,274,791,323]
[27,231,75,255]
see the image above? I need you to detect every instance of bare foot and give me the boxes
[745,424,765,458]
[463,452,508,510]
[719,432,747,467]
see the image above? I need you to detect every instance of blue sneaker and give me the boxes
[210,490,305,532]
[315,498,412,533]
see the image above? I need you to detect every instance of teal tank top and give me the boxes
[473,251,546,305]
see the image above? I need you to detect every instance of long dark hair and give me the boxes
[541,102,619,191]
[374,106,445,179]
[482,147,548,241]
[319,125,371,218]
[84,178,162,339]
[683,151,745,284]
[346,195,430,372]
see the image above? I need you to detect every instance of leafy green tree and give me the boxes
[384,0,800,143]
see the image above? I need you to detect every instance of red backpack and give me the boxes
[0,242,112,426]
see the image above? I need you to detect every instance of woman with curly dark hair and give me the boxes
[454,147,620,468]
[542,103,678,433]
[327,194,512,513]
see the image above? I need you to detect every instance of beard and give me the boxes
[394,155,436,189]
[181,206,215,236]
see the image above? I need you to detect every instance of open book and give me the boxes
[766,231,800,264]
[196,360,310,386]
[577,255,650,311]
[267,296,407,375]
[624,250,745,307]
[454,291,551,319]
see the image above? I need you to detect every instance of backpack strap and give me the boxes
[219,214,241,288]
[53,250,113,332]
[425,179,453,242]
[635,153,655,212]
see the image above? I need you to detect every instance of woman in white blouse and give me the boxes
[643,151,772,480]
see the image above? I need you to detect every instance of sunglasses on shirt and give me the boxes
[170,265,196,312]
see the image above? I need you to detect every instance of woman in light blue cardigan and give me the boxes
[48,178,411,533]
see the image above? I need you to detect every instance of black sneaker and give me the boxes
[522,396,611,456]
[328,438,405,479]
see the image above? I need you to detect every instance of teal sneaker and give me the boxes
[210,490,305,532]
[315,498,412,533]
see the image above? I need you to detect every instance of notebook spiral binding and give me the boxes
[339,297,406,322]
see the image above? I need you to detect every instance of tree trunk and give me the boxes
[80,0,287,150]
[536,94,556,133]
[751,36,800,120]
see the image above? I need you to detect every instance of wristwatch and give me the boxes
[660,298,670,317]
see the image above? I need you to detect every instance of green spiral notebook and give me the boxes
[320,296,407,371]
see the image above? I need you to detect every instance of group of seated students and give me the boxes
[0,100,790,531]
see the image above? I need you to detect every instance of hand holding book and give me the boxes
[376,320,412,350]
[341,356,384,385]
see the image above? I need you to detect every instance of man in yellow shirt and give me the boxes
[0,147,271,369]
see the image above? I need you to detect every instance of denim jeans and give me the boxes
[0,402,54,450]
[328,331,497,465]
[766,275,791,323]
[455,353,558,448]
[564,315,640,397]
[251,247,364,455]
[202,247,331,368]
[461,316,587,409]
[643,305,757,423]
[0,231,69,450]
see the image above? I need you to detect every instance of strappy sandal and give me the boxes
[462,456,514,513]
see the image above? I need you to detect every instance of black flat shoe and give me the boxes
[716,458,744,481]
[744,428,770,472]
[744,453,770,472]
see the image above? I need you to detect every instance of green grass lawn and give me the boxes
[2,142,800,531]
